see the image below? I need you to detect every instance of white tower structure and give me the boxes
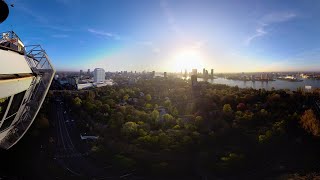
[0,31,55,149]
[93,68,105,83]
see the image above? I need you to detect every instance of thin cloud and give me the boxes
[160,0,183,35]
[52,34,69,38]
[88,28,120,39]
[15,2,74,32]
[43,25,73,32]
[153,47,160,54]
[193,40,207,49]
[245,12,296,45]
[15,3,48,24]
[137,41,153,46]
[137,41,161,54]
[262,12,296,23]
[245,26,267,45]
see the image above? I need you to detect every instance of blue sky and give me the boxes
[1,0,320,72]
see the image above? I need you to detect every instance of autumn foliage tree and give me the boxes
[300,109,320,136]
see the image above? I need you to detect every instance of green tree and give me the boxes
[119,89,125,95]
[300,109,320,136]
[151,110,160,122]
[87,90,95,101]
[223,104,233,113]
[121,122,138,137]
[101,104,110,113]
[73,97,82,106]
[163,114,175,128]
[146,94,152,101]
[195,116,204,127]
[163,114,174,121]
[158,132,171,148]
[164,99,171,108]
[145,103,153,109]
[123,94,129,101]
[171,107,178,116]
[113,155,136,169]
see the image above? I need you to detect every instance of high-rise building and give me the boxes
[80,70,83,75]
[94,68,105,83]
[152,71,155,77]
[184,69,187,77]
[87,69,90,75]
[192,69,197,75]
[203,68,206,75]
[164,72,167,78]
[211,69,214,76]
[191,75,198,86]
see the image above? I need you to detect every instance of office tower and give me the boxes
[94,68,106,83]
[164,72,167,78]
[211,69,214,76]
[192,69,197,75]
[87,69,90,75]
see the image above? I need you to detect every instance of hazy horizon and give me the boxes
[56,69,320,74]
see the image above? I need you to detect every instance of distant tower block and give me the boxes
[192,69,197,75]
[211,69,214,76]
[191,74,198,86]
[87,69,90,75]
[93,68,105,83]
[164,72,167,78]
[203,68,205,75]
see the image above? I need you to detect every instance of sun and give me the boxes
[173,49,204,72]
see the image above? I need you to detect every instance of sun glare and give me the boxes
[173,49,204,72]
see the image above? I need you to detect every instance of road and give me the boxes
[52,99,113,179]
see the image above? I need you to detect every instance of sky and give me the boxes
[1,0,320,72]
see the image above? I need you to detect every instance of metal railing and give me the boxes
[0,45,55,149]
[0,31,24,54]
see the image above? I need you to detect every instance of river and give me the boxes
[196,77,320,91]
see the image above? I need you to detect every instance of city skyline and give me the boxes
[1,0,320,72]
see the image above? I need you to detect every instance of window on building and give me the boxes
[6,90,26,117]
[0,97,10,120]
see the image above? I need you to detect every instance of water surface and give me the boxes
[198,77,320,91]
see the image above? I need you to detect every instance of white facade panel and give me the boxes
[0,77,33,99]
[0,50,32,74]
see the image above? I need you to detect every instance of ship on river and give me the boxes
[277,76,303,82]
